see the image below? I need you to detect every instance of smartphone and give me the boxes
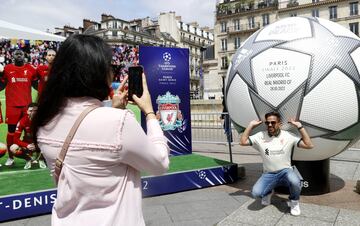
[128,65,143,102]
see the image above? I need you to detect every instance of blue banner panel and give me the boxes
[0,189,56,222]
[139,46,191,156]
[141,164,238,197]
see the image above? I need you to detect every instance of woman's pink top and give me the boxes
[37,97,169,226]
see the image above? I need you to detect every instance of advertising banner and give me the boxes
[139,46,191,156]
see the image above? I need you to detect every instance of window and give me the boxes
[290,12,297,17]
[187,24,190,32]
[112,31,117,37]
[221,21,227,32]
[234,37,241,49]
[262,14,270,26]
[221,39,228,51]
[350,2,359,16]
[329,6,337,19]
[248,16,255,29]
[312,0,319,3]
[350,22,359,36]
[234,19,240,31]
[221,57,228,69]
[312,9,319,17]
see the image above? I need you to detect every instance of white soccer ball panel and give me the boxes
[300,68,358,131]
[252,48,311,107]
[293,138,350,161]
[351,47,360,75]
[226,75,259,127]
[256,17,312,42]
[317,18,360,40]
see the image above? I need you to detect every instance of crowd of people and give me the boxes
[0,39,60,67]
[111,45,139,83]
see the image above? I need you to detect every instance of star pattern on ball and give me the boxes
[226,33,284,92]
[277,20,360,93]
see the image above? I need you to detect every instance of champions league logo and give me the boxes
[163,52,171,62]
[156,91,183,131]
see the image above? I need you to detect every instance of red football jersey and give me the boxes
[37,64,49,95]
[14,115,32,148]
[3,64,37,107]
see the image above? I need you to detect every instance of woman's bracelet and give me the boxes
[297,126,304,130]
[145,111,155,117]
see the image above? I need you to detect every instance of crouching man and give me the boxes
[10,103,46,169]
[240,112,314,216]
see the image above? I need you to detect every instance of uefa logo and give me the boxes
[163,52,171,62]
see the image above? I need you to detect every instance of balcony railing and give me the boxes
[227,22,261,34]
[217,0,278,17]
[287,0,299,8]
[181,36,206,47]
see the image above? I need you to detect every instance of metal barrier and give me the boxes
[191,112,240,144]
[191,112,238,162]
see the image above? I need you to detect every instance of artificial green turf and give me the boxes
[0,154,233,196]
[0,169,55,196]
[167,153,231,173]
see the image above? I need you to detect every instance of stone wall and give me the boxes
[190,99,223,113]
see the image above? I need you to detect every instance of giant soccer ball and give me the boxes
[225,17,360,161]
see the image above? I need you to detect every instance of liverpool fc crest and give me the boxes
[156,91,183,131]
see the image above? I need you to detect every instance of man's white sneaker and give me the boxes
[5,158,14,166]
[24,161,32,170]
[289,200,301,216]
[261,190,274,206]
[39,160,47,169]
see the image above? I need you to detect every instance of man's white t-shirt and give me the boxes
[249,130,301,173]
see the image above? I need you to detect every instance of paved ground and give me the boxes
[1,143,360,226]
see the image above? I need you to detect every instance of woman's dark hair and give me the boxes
[32,34,112,145]
[265,111,281,121]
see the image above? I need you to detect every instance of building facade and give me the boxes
[212,0,360,100]
[158,12,214,99]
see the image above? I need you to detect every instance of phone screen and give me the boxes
[128,66,143,101]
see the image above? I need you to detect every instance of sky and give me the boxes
[0,0,217,32]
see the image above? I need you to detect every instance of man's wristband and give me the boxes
[297,126,304,130]
[145,111,155,117]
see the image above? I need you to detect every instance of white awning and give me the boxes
[0,19,65,41]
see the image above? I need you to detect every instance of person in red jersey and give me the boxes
[37,49,56,96]
[0,49,38,166]
[11,103,46,169]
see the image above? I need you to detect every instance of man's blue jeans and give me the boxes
[252,168,301,201]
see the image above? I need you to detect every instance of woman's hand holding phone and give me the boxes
[112,76,128,109]
[132,73,156,120]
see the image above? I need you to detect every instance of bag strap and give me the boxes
[54,105,99,184]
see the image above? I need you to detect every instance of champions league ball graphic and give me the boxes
[225,17,360,161]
